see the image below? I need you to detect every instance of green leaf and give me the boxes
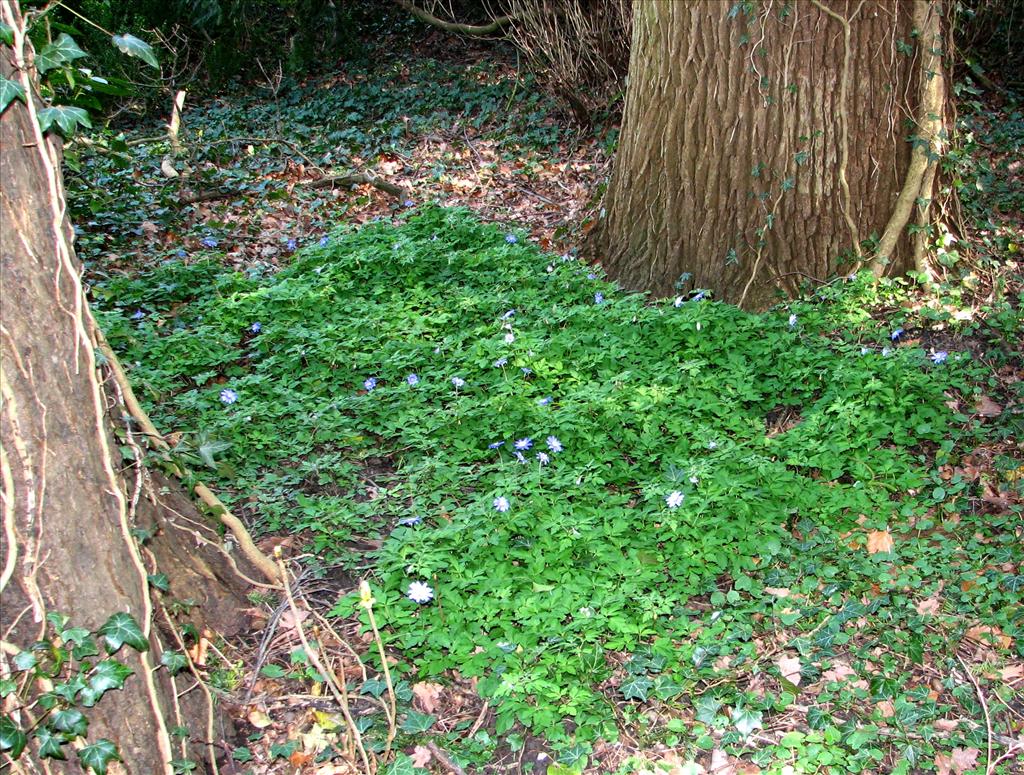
[171,760,199,773]
[161,650,189,675]
[52,708,89,737]
[97,612,148,654]
[36,33,87,74]
[259,663,287,678]
[111,34,159,69]
[360,677,387,697]
[12,650,37,672]
[231,746,254,762]
[270,740,298,759]
[79,739,121,774]
[695,694,722,724]
[89,659,133,695]
[0,678,16,697]
[61,626,91,645]
[399,710,435,734]
[148,572,170,592]
[197,439,230,469]
[731,706,763,737]
[0,715,27,759]
[37,105,91,136]
[381,752,416,775]
[619,674,654,701]
[36,725,68,760]
[0,21,13,46]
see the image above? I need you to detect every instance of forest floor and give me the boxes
[69,30,1023,775]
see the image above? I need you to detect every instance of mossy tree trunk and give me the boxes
[593,0,948,308]
[1,5,252,771]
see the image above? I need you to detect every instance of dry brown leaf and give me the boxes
[656,752,702,775]
[999,663,1023,682]
[279,606,310,632]
[866,529,895,554]
[247,707,272,728]
[934,719,959,732]
[412,681,444,713]
[823,661,856,682]
[935,752,953,775]
[915,596,942,616]
[950,747,980,774]
[974,396,1003,417]
[966,624,1013,649]
[876,700,895,718]
[763,587,791,598]
[776,654,802,686]
[411,745,432,768]
[709,749,734,774]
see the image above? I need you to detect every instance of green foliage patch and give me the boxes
[94,207,1010,746]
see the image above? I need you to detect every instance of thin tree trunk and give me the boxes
[593,1,940,309]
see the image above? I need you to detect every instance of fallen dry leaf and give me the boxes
[935,752,952,775]
[1000,663,1023,682]
[776,654,802,686]
[412,681,444,713]
[876,700,895,718]
[411,745,432,768]
[966,624,1013,649]
[763,587,791,598]
[247,707,272,728]
[915,596,942,616]
[950,747,980,774]
[866,529,895,554]
[279,606,310,632]
[974,395,1003,417]
[709,749,734,774]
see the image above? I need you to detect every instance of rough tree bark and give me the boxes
[592,0,948,308]
[1,5,254,772]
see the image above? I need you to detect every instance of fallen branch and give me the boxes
[178,170,408,205]
[93,328,282,586]
[393,0,513,36]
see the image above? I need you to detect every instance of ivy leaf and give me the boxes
[161,650,189,675]
[89,659,133,696]
[652,674,683,700]
[73,639,101,662]
[731,706,763,737]
[97,612,148,654]
[231,746,254,762]
[52,673,87,702]
[360,677,387,697]
[60,626,91,645]
[111,34,159,69]
[52,708,89,737]
[619,674,654,701]
[0,678,16,697]
[380,752,416,775]
[259,663,286,678]
[35,33,87,74]
[78,739,121,774]
[36,725,68,760]
[148,572,170,592]
[197,439,230,469]
[695,694,723,724]
[37,105,91,136]
[0,715,28,759]
[399,710,435,734]
[0,21,13,46]
[12,650,37,672]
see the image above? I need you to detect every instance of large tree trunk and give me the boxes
[592,0,947,308]
[1,6,252,772]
